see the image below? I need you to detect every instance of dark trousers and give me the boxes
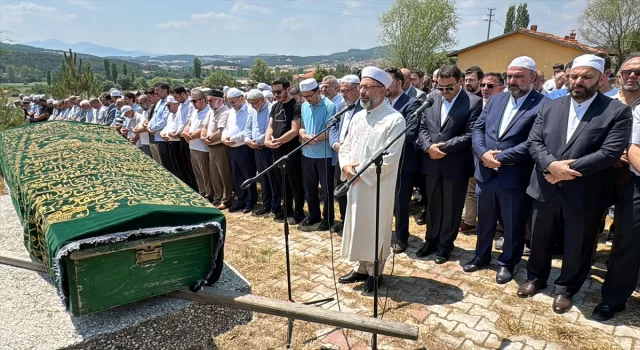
[425,174,467,255]
[180,138,197,190]
[395,170,413,243]
[273,149,305,219]
[167,141,182,179]
[157,141,172,172]
[255,148,281,213]
[230,145,257,209]
[334,164,347,220]
[527,193,604,297]
[475,177,531,267]
[602,175,640,308]
[302,156,334,223]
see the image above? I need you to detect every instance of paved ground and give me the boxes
[215,206,640,350]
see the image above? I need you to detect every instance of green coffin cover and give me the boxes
[0,121,226,307]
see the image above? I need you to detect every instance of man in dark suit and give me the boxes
[385,67,423,254]
[465,57,547,284]
[329,74,362,233]
[416,64,483,263]
[518,54,632,314]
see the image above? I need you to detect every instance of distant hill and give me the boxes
[22,39,159,58]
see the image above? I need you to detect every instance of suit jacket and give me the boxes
[329,100,363,166]
[407,85,427,102]
[392,94,422,173]
[526,93,632,211]
[417,90,483,180]
[472,90,547,189]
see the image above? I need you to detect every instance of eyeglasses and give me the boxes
[191,98,204,103]
[340,86,358,94]
[301,91,316,99]
[359,84,384,92]
[480,83,496,89]
[436,86,456,92]
[273,89,284,95]
[621,70,640,78]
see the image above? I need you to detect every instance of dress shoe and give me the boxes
[228,205,244,213]
[416,243,437,257]
[273,211,285,222]
[242,208,253,214]
[459,222,476,233]
[298,217,320,232]
[462,257,489,272]
[553,295,573,314]
[517,281,547,298]
[253,207,270,216]
[338,271,368,284]
[592,303,625,321]
[415,212,426,226]
[496,266,514,284]
[212,200,221,207]
[287,214,306,225]
[331,221,344,233]
[494,236,504,251]
[434,255,449,264]
[392,241,408,254]
[317,220,330,231]
[363,275,383,293]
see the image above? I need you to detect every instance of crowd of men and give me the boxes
[12,51,640,321]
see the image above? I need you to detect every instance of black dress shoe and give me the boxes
[462,257,489,273]
[363,275,383,293]
[496,266,514,284]
[242,208,253,214]
[317,219,330,231]
[331,221,344,233]
[416,243,437,257]
[415,213,426,226]
[228,205,245,213]
[338,271,368,284]
[273,211,285,222]
[393,241,408,254]
[553,295,573,314]
[592,303,625,321]
[434,255,448,264]
[253,207,270,216]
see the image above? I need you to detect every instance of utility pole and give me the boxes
[485,8,495,41]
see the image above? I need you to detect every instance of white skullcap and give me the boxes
[433,69,439,77]
[120,105,133,114]
[262,90,273,98]
[299,78,318,92]
[246,89,264,100]
[257,82,272,91]
[226,88,243,98]
[165,95,178,104]
[38,95,47,100]
[111,90,121,97]
[223,86,230,93]
[508,56,536,71]
[341,74,360,85]
[80,99,90,106]
[22,97,30,103]
[572,54,605,74]
[361,66,392,88]
[47,99,54,104]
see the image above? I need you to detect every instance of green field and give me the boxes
[0,82,47,96]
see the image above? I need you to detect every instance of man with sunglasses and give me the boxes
[465,57,547,285]
[415,64,482,264]
[479,73,505,106]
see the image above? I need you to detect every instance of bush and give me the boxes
[0,92,26,132]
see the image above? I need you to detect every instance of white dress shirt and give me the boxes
[567,94,598,143]
[440,89,462,126]
[188,105,211,152]
[161,112,181,141]
[339,100,358,143]
[332,93,346,111]
[628,100,640,175]
[603,87,620,98]
[499,90,531,137]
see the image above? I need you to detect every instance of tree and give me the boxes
[313,66,333,82]
[104,59,110,80]
[122,64,128,76]
[379,0,459,69]
[117,75,133,90]
[133,77,148,89]
[514,3,530,29]
[51,49,96,98]
[111,63,118,83]
[203,70,236,88]
[193,57,202,79]
[249,58,274,84]
[504,5,516,33]
[579,0,640,69]
[46,70,52,86]
[423,52,456,75]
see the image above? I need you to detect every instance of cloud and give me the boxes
[68,0,96,10]
[0,3,76,23]
[279,17,304,32]
[157,21,193,29]
[231,3,273,15]
[342,10,352,16]
[192,11,240,22]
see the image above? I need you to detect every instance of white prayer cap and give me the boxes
[262,90,273,98]
[299,78,318,92]
[223,86,230,93]
[47,99,54,104]
[341,74,360,85]
[111,90,121,97]
[246,89,264,100]
[200,87,212,94]
[226,88,243,98]
[257,82,272,91]
[120,105,133,114]
[22,97,30,103]
[572,54,605,74]
[361,66,393,88]
[165,95,178,104]
[38,95,47,101]
[508,56,536,72]
[433,69,440,77]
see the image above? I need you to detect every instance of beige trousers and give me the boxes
[149,143,162,164]
[208,144,234,206]
[190,149,213,198]
[355,259,387,276]
[463,177,477,226]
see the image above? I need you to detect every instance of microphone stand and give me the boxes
[241,107,351,348]
[334,110,422,350]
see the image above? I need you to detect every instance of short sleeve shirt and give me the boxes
[270,98,301,153]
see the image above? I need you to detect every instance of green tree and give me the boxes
[379,0,459,69]
[313,66,333,82]
[249,58,274,84]
[579,0,640,69]
[514,3,530,29]
[504,5,516,33]
[111,63,118,83]
[423,52,456,75]
[102,80,116,92]
[51,49,96,98]
[117,75,133,90]
[203,70,236,88]
[122,64,128,76]
[133,77,148,89]
[193,57,202,79]
[6,65,17,82]
[0,91,25,131]
[46,70,52,86]
[104,58,110,80]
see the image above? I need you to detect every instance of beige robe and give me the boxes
[338,101,406,263]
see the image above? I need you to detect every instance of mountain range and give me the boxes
[21,39,158,58]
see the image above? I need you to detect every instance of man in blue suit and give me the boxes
[384,67,423,253]
[329,74,362,233]
[464,56,548,284]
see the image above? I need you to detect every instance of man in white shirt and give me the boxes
[171,86,197,190]
[321,75,346,110]
[542,63,565,92]
[160,95,183,178]
[596,53,620,98]
[182,89,214,201]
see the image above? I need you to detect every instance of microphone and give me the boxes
[410,97,434,119]
[326,103,356,125]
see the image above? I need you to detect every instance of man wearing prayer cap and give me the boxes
[464,56,547,284]
[518,54,632,315]
[297,78,337,232]
[257,82,272,92]
[159,95,184,178]
[262,89,274,103]
[415,64,483,264]
[337,66,406,293]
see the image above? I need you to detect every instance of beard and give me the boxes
[569,83,599,100]
[508,85,531,99]
[360,94,382,110]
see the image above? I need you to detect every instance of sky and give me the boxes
[0,0,589,57]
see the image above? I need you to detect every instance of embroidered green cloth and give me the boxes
[0,121,225,300]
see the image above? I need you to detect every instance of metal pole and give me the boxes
[371,154,385,350]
